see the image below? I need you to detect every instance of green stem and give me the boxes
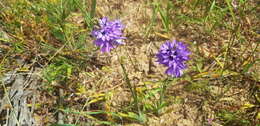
[115,50,140,112]
[90,0,96,19]
[225,0,236,23]
[158,77,170,115]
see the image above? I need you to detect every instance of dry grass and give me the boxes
[0,0,259,126]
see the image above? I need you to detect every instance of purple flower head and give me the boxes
[92,17,125,52]
[156,40,191,77]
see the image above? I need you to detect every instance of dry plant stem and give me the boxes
[0,1,4,8]
[213,83,232,105]
[5,109,9,126]
[57,88,64,124]
[48,44,66,63]
[0,50,11,66]
[75,97,90,125]
[245,43,259,61]
[222,28,236,74]
[1,80,20,126]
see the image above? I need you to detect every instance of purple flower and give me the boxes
[207,118,213,125]
[92,17,125,52]
[156,40,191,77]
